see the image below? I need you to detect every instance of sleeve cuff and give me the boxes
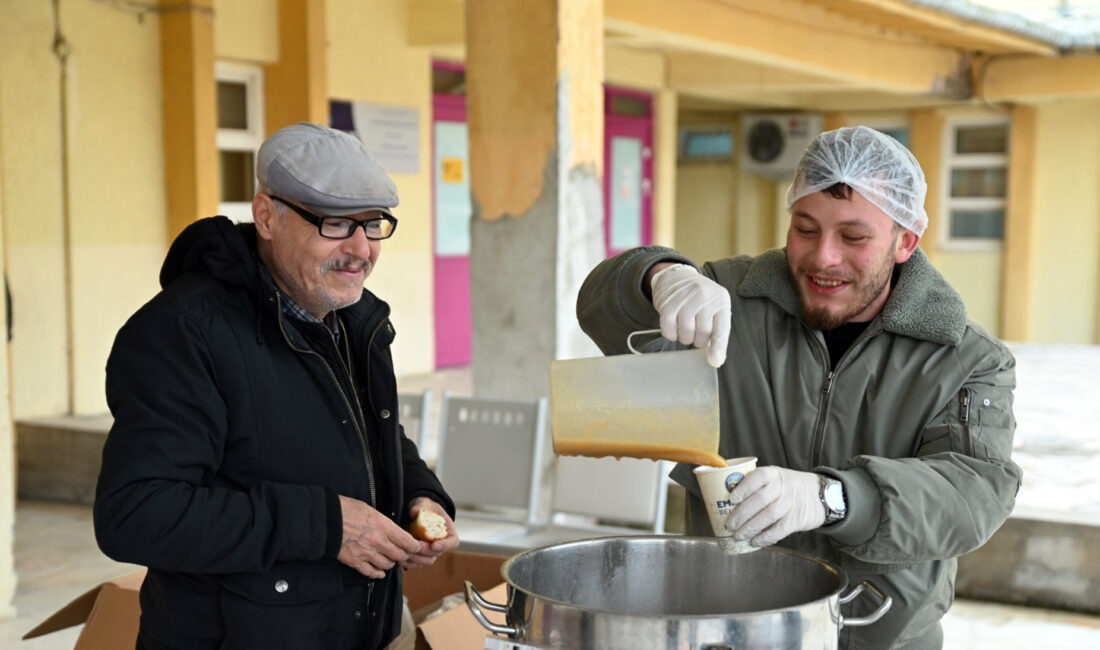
[322,486,343,559]
[815,466,881,547]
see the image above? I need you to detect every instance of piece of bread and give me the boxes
[409,510,448,541]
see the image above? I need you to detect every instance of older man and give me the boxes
[95,122,458,650]
[577,126,1021,649]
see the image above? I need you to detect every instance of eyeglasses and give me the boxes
[269,195,398,240]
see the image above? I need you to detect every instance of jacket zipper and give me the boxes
[333,317,378,510]
[960,388,971,425]
[807,325,878,467]
[273,294,377,507]
[809,368,835,468]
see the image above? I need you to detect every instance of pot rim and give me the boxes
[498,534,850,620]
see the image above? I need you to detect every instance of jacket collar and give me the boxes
[736,247,968,346]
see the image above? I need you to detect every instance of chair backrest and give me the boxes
[397,390,433,453]
[550,456,671,533]
[435,393,550,526]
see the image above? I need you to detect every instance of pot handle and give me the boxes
[464,580,519,636]
[838,580,893,628]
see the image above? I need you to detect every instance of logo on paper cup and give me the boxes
[725,472,744,492]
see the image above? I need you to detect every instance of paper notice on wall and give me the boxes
[441,157,464,183]
[350,102,420,175]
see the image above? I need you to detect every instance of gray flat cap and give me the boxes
[257,122,398,217]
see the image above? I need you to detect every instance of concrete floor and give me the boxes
[6,343,1100,648]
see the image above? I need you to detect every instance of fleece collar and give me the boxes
[735,247,968,346]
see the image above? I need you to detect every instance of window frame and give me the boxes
[216,61,265,222]
[939,116,1009,252]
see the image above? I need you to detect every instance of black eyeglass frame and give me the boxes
[269,195,398,240]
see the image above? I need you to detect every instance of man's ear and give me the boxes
[894,228,920,263]
[253,194,276,241]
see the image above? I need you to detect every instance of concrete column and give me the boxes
[264,0,328,133]
[160,0,218,241]
[909,108,945,266]
[466,0,604,399]
[1001,104,1038,342]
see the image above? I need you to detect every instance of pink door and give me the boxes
[432,90,471,367]
[604,87,654,257]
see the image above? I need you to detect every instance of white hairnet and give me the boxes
[785,125,928,237]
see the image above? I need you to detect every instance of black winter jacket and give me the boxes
[94,216,453,650]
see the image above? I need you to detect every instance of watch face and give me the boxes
[824,481,846,513]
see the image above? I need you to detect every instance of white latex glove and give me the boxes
[725,467,826,548]
[650,263,731,367]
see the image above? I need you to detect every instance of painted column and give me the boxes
[264,0,328,133]
[909,109,945,266]
[1002,105,1038,342]
[160,0,217,241]
[466,0,604,399]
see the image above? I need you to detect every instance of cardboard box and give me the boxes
[22,551,508,650]
[22,570,145,649]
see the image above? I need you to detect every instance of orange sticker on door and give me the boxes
[442,157,464,183]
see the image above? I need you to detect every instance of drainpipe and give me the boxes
[51,0,75,415]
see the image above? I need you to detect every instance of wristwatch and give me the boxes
[818,474,847,526]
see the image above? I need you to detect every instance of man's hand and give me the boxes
[337,495,422,579]
[649,263,731,368]
[725,467,826,547]
[402,497,460,569]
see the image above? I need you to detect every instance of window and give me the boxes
[216,62,265,222]
[942,119,1008,249]
[678,127,733,161]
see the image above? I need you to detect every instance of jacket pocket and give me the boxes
[218,562,345,649]
[915,422,971,457]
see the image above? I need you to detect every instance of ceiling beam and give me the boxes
[604,0,964,95]
[981,54,1100,101]
[669,51,848,93]
[407,0,465,47]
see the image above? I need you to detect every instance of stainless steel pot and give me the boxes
[465,536,890,650]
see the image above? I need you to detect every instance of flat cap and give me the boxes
[257,122,398,216]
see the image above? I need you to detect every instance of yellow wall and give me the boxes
[328,0,435,376]
[214,0,279,63]
[65,1,166,414]
[1029,99,1100,343]
[934,251,1003,334]
[0,1,69,419]
[676,162,736,262]
[2,1,166,417]
[0,66,14,614]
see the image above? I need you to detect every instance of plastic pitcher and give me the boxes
[549,330,724,467]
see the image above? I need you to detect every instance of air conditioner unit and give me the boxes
[739,113,823,180]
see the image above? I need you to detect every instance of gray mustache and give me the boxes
[323,257,370,274]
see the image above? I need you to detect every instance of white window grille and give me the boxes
[941,117,1009,250]
[216,62,265,223]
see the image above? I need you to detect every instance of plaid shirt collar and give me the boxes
[278,291,341,343]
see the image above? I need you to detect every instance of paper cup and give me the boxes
[693,456,759,554]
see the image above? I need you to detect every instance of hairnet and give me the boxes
[785,125,928,237]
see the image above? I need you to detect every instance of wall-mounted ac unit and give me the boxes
[739,113,823,180]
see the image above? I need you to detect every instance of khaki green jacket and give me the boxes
[577,246,1022,650]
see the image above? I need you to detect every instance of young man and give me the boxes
[577,126,1021,649]
[95,122,458,650]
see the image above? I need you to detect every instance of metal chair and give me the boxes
[435,392,552,543]
[493,456,673,550]
[397,390,433,462]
